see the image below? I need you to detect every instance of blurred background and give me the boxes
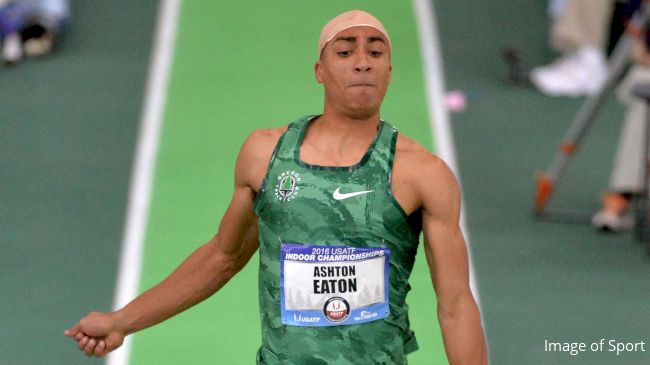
[1,0,649,364]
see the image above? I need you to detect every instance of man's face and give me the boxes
[315,26,392,118]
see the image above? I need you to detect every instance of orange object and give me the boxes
[560,143,576,155]
[534,173,554,214]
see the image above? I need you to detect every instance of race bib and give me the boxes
[280,243,390,327]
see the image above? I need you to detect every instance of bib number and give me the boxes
[280,243,390,327]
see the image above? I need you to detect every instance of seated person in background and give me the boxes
[0,0,69,65]
[531,0,613,97]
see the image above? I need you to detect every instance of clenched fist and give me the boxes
[64,311,127,357]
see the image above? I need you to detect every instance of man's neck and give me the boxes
[301,110,381,164]
[310,110,379,139]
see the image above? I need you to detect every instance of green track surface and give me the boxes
[0,1,157,364]
[436,0,650,364]
[131,1,447,364]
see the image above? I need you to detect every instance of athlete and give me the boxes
[64,10,487,364]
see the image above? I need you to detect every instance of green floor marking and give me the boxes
[131,1,447,364]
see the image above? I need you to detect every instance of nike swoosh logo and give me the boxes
[333,187,374,200]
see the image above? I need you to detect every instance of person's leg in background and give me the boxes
[531,0,615,97]
[592,65,650,231]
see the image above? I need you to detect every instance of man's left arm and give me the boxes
[415,154,487,365]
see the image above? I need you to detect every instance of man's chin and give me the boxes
[343,104,381,119]
[346,95,381,110]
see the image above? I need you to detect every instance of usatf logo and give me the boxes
[323,297,350,323]
[274,170,301,202]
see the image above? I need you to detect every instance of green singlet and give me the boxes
[254,115,422,365]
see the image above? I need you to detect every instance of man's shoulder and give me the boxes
[240,126,288,158]
[236,126,289,191]
[246,126,288,145]
[393,133,458,198]
[394,133,445,169]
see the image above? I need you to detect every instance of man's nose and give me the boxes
[354,53,372,72]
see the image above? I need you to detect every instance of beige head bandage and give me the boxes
[318,10,391,57]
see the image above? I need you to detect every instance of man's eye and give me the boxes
[337,51,351,57]
[370,51,383,57]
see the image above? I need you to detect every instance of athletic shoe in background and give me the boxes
[0,0,26,64]
[530,46,607,97]
[591,192,635,232]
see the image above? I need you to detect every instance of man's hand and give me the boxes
[64,311,126,357]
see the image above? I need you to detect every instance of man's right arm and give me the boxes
[64,129,281,357]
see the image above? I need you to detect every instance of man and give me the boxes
[65,10,487,364]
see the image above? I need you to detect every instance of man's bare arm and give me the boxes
[416,153,487,365]
[64,130,277,357]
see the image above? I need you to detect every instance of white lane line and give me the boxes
[412,0,483,307]
[106,0,182,364]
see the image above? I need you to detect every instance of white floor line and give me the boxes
[412,0,482,307]
[106,0,182,364]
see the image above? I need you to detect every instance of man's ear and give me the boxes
[314,60,324,84]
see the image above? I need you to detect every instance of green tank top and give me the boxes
[254,115,421,364]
